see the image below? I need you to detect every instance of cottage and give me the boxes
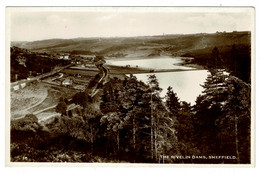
[62,78,73,86]
[59,53,70,60]
[13,85,19,91]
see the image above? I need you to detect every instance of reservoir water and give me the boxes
[106,57,209,105]
[106,56,193,70]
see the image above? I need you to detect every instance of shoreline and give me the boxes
[173,62,206,70]
[105,55,205,74]
[107,64,205,75]
[105,55,188,62]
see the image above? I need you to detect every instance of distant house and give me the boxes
[27,76,34,80]
[20,83,26,88]
[83,63,96,68]
[62,78,73,86]
[76,61,81,65]
[13,85,19,91]
[40,54,49,58]
[59,53,70,60]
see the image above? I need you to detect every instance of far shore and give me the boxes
[105,55,205,73]
[105,55,187,62]
[107,65,205,75]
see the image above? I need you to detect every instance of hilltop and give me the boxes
[11,31,251,58]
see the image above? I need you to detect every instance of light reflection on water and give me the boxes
[108,57,209,105]
[134,70,209,105]
[106,56,193,70]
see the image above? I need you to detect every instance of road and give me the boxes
[90,64,109,98]
[11,63,74,90]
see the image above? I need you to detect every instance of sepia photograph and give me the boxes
[6,6,254,166]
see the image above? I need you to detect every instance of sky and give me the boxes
[8,7,254,41]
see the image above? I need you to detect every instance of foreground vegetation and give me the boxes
[11,69,251,163]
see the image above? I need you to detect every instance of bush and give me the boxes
[11,114,41,132]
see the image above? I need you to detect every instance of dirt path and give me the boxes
[90,65,108,97]
[33,105,57,115]
[38,113,61,123]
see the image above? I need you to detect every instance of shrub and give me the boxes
[11,114,41,132]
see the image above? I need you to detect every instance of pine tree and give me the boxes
[193,69,228,156]
[193,69,251,163]
[147,75,178,162]
[99,74,179,162]
[216,75,251,163]
[165,86,180,115]
[100,75,146,161]
[209,46,222,69]
[230,44,238,72]
[165,87,199,162]
[100,79,120,114]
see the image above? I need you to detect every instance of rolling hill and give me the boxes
[11,31,251,58]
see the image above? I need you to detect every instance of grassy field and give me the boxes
[32,85,79,121]
[62,68,99,76]
[11,83,48,119]
[28,88,62,113]
[11,81,80,121]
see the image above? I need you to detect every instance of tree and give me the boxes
[229,44,251,83]
[193,69,251,163]
[99,74,179,162]
[216,75,251,163]
[48,103,103,155]
[193,69,228,156]
[112,74,145,160]
[177,101,199,162]
[209,46,222,69]
[100,78,120,114]
[55,98,67,116]
[165,87,199,162]
[165,86,180,115]
[71,92,88,108]
[100,112,124,159]
[230,44,238,72]
[147,74,179,162]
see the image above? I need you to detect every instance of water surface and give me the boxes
[106,56,193,70]
[134,70,209,105]
[107,56,209,105]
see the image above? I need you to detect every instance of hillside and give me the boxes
[11,31,251,58]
